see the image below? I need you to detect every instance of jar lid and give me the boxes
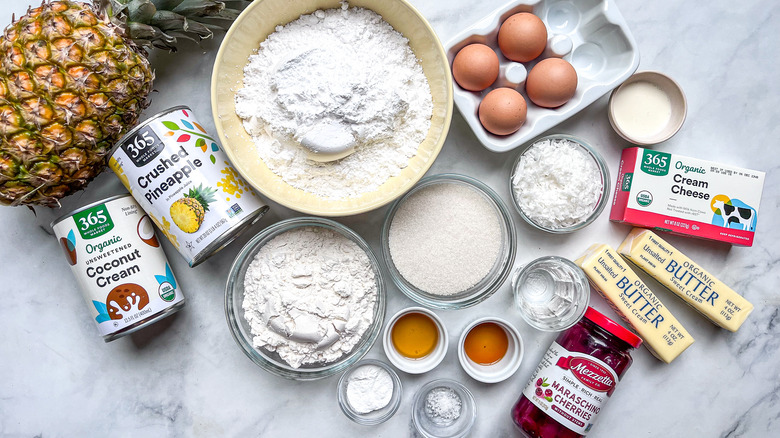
[583,307,643,348]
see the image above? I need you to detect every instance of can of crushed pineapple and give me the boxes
[51,194,185,342]
[109,106,269,267]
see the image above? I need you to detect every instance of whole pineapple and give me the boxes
[0,0,243,207]
[170,183,216,233]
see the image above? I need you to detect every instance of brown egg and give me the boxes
[479,88,527,135]
[452,44,499,91]
[526,58,578,108]
[498,13,547,62]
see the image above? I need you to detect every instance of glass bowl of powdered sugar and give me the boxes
[225,217,386,380]
[509,134,610,233]
[382,174,517,309]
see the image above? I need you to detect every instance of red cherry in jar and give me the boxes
[511,307,642,437]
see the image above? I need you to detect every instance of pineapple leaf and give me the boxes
[127,0,158,24]
[188,184,218,210]
[150,10,188,31]
[184,20,215,39]
[151,0,187,10]
[194,8,240,21]
[112,0,238,51]
[164,30,200,44]
[127,21,176,49]
[173,0,225,18]
[192,21,231,33]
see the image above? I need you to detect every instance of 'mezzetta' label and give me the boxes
[522,342,619,435]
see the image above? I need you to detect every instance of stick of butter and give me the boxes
[575,244,694,363]
[618,228,753,332]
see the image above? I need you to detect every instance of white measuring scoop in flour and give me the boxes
[301,122,357,162]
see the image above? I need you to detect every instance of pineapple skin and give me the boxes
[0,1,153,206]
[170,196,204,233]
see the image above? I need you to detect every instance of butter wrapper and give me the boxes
[575,244,694,363]
[618,228,753,332]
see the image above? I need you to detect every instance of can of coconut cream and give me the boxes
[109,106,269,267]
[52,194,185,342]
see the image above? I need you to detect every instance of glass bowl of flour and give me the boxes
[509,134,611,234]
[225,217,386,380]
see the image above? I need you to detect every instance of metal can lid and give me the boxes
[583,306,643,348]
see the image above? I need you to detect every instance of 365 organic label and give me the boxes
[52,195,185,341]
[72,204,115,239]
[109,106,268,267]
[640,150,671,176]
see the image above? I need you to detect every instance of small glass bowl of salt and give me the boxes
[509,134,610,233]
[412,379,477,438]
[337,359,402,425]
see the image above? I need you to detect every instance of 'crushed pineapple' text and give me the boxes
[110,106,269,267]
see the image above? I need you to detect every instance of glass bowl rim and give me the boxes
[508,134,611,234]
[511,255,591,332]
[336,358,403,425]
[411,378,478,438]
[224,216,386,380]
[381,173,517,309]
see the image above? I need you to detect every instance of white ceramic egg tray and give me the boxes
[445,0,639,153]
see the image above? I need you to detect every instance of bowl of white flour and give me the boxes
[211,0,453,216]
[225,217,386,380]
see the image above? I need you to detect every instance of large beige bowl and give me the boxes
[211,0,453,216]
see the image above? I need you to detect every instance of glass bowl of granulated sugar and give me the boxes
[225,217,386,380]
[382,174,517,309]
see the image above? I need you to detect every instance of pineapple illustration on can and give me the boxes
[109,106,269,267]
[170,184,217,233]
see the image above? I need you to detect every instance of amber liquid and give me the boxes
[463,322,508,365]
[391,312,439,359]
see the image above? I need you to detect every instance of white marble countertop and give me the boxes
[1,0,778,436]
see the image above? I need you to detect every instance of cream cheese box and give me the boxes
[610,147,765,246]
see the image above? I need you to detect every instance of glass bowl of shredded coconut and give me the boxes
[211,0,453,216]
[337,359,402,425]
[381,174,517,309]
[225,217,386,380]
[509,135,610,233]
[412,379,477,438]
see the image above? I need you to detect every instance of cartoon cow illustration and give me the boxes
[711,199,756,231]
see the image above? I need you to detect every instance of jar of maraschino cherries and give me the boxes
[511,307,642,437]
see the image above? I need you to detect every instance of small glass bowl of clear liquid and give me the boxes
[511,256,590,331]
